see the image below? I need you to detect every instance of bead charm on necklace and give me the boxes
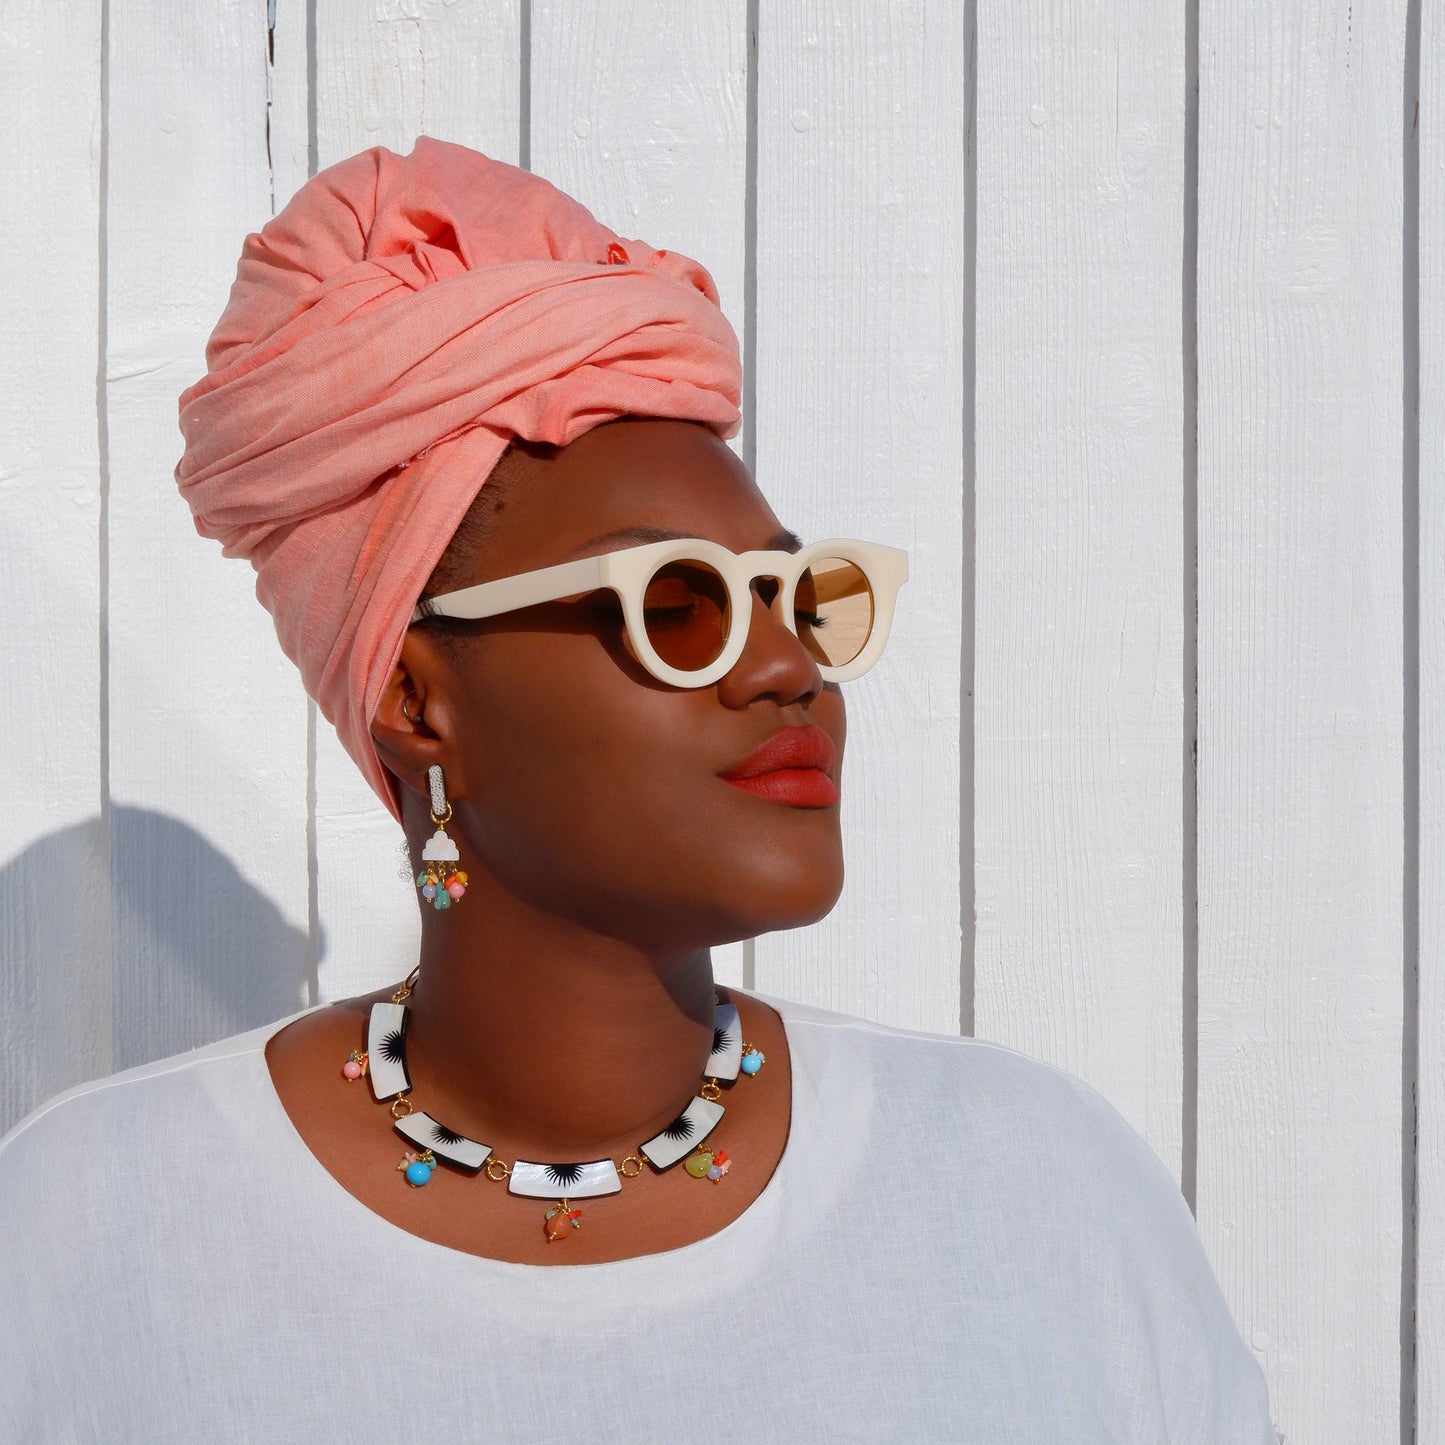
[684,1146,731,1181]
[544,1201,584,1242]
[341,980,765,1242]
[399,1149,436,1186]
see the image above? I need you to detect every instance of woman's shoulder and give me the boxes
[0,1009,310,1170]
[769,991,1194,1226]
[771,991,1141,1129]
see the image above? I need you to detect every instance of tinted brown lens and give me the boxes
[639,561,730,671]
[797,558,872,667]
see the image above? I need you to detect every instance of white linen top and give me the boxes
[0,994,1276,1443]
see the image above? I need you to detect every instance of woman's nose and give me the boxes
[714,578,825,708]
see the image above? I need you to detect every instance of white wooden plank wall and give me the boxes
[102,0,313,1067]
[1196,2,1407,1440]
[4,3,1441,1439]
[754,2,965,1032]
[0,0,107,1129]
[974,0,1187,1177]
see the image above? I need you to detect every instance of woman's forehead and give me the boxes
[478,419,790,569]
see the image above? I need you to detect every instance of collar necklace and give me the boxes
[341,971,766,1243]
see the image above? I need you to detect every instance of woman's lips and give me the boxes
[719,725,839,807]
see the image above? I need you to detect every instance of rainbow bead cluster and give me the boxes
[416,863,468,909]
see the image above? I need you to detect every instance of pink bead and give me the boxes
[447,881,465,900]
[342,1060,362,1080]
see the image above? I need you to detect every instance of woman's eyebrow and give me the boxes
[565,525,805,557]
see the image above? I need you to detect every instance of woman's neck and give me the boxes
[400,898,718,1161]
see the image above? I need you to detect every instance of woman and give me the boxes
[0,139,1275,1440]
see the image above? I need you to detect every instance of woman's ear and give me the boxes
[370,633,464,805]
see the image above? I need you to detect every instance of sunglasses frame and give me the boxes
[411,536,909,688]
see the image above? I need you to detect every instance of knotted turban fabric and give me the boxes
[176,138,742,822]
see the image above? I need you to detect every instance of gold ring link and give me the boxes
[700,1079,722,1102]
[620,1155,645,1178]
[390,1094,415,1120]
[485,1157,512,1182]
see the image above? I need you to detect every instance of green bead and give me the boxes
[684,1151,713,1179]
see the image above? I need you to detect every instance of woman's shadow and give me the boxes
[1,806,316,1135]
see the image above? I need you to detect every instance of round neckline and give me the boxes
[255,989,806,1276]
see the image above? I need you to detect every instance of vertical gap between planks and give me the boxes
[306,703,319,1006]
[266,0,276,214]
[1402,0,1423,1437]
[305,0,318,181]
[742,0,759,476]
[305,0,320,1006]
[1180,0,1201,1215]
[959,0,977,1038]
[741,0,760,995]
[97,0,115,1068]
[518,0,531,171]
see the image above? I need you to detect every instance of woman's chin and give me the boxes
[701,856,845,945]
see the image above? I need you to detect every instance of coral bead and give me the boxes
[446,881,465,900]
[544,1206,582,1242]
[342,1059,362,1080]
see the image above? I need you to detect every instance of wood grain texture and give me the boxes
[972,0,1187,1174]
[105,0,311,1065]
[529,0,749,988]
[0,0,107,1134]
[315,0,520,164]
[753,3,965,1032]
[311,0,521,1002]
[1417,0,1442,1434]
[1195,3,1406,1438]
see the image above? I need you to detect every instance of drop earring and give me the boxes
[415,763,468,910]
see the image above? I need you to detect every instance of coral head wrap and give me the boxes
[176,138,742,821]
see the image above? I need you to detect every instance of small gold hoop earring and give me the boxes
[402,693,423,725]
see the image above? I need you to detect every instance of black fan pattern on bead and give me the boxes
[546,1163,585,1188]
[380,1028,407,1066]
[660,1111,696,1141]
[430,1121,466,1148]
[712,1026,733,1056]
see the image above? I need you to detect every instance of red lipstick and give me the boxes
[719,725,839,807]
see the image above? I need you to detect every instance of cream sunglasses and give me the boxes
[412,536,909,688]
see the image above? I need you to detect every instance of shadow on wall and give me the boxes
[0,806,316,1136]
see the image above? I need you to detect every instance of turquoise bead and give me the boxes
[405,1161,433,1186]
[741,1051,763,1075]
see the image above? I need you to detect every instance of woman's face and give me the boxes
[405,417,847,951]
